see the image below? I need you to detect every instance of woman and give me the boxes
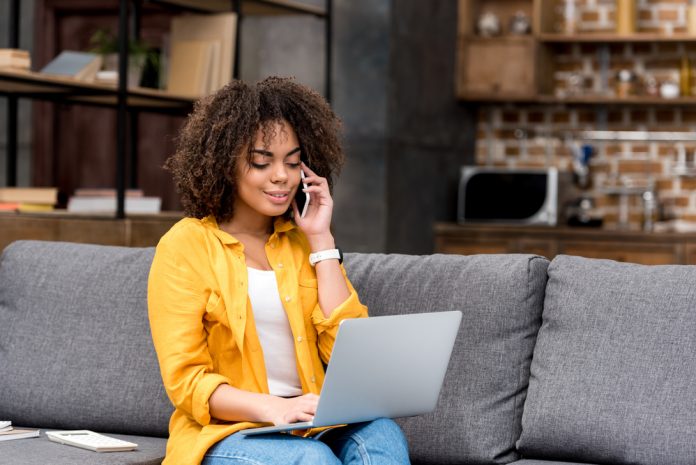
[148,77,410,465]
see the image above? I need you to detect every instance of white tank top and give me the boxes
[246,267,303,397]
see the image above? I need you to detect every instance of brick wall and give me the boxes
[476,0,696,230]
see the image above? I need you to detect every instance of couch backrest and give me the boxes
[0,241,551,464]
[518,255,696,465]
[344,253,549,465]
[0,240,171,437]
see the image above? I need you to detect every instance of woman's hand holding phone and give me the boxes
[293,162,335,248]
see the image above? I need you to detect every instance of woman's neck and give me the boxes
[220,205,274,237]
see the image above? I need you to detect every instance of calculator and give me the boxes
[46,430,138,452]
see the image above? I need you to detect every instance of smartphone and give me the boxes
[294,168,309,218]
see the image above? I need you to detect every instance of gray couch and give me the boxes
[0,240,694,465]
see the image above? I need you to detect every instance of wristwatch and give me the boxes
[309,248,343,266]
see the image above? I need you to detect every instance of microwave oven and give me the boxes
[458,166,569,226]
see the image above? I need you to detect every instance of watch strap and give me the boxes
[309,248,343,266]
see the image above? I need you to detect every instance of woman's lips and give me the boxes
[265,191,290,204]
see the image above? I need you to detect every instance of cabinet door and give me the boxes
[559,241,680,265]
[457,37,536,97]
[512,239,555,258]
[435,237,512,255]
[684,244,696,265]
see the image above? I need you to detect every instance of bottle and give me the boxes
[562,0,577,35]
[616,0,636,35]
[680,55,692,97]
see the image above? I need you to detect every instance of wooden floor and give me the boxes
[0,212,183,252]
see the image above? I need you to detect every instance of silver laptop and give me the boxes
[239,310,462,436]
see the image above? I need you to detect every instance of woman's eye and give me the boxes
[286,162,301,168]
[250,162,269,169]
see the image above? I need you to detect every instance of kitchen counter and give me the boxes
[434,222,696,265]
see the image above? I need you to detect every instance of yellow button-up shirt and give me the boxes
[148,216,368,465]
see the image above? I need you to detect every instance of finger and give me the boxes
[302,175,327,186]
[293,412,314,423]
[302,186,328,195]
[300,161,317,176]
[302,187,332,204]
[300,399,318,413]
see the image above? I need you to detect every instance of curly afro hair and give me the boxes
[165,76,344,222]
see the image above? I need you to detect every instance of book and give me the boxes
[167,40,216,97]
[0,420,11,432]
[17,203,55,213]
[0,428,40,442]
[73,188,144,198]
[40,51,103,82]
[0,202,20,212]
[169,13,236,95]
[67,196,162,214]
[95,70,118,85]
[0,49,30,69]
[0,187,58,204]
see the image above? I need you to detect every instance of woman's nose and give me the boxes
[271,164,288,182]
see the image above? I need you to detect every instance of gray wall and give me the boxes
[0,0,34,187]
[331,0,389,252]
[386,0,476,253]
[240,0,390,252]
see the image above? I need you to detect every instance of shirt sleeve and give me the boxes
[147,239,232,426]
[309,264,369,363]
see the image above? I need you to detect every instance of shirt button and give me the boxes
[270,243,276,249]
[285,296,291,302]
[277,263,283,268]
[311,376,316,383]
[240,281,244,287]
[297,336,303,343]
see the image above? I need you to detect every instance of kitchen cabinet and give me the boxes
[434,223,696,265]
[456,0,696,104]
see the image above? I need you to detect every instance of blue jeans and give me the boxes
[202,418,411,465]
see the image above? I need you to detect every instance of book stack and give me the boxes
[67,188,162,214]
[167,13,236,97]
[0,187,58,213]
[0,49,30,70]
[0,421,40,442]
[40,51,103,82]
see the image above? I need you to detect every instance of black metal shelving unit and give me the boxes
[1,0,332,219]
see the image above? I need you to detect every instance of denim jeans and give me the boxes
[202,417,411,465]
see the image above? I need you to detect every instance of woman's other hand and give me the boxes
[264,393,319,425]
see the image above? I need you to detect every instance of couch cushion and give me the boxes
[0,429,165,465]
[510,461,596,465]
[518,255,696,465]
[344,253,549,465]
[0,241,171,437]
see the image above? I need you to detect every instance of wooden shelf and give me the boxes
[0,211,183,252]
[538,33,696,43]
[457,0,696,105]
[150,0,326,17]
[0,68,195,112]
[458,92,696,105]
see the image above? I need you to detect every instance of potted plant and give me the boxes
[89,28,159,88]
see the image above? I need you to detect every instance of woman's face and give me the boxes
[233,120,303,220]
